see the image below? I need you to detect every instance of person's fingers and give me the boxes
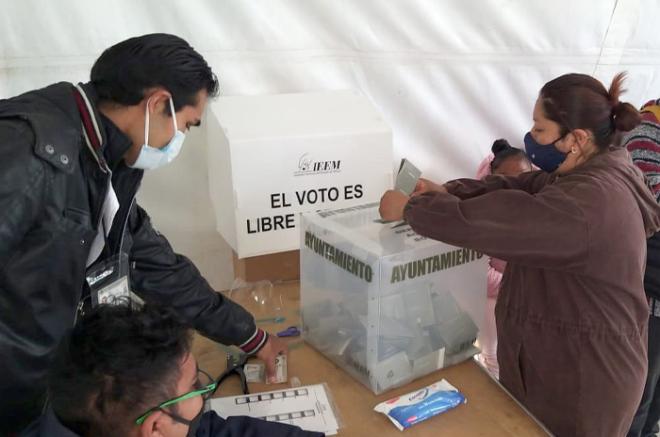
[259,336,290,382]
[413,179,430,196]
[271,336,288,355]
[263,352,277,381]
[379,191,392,219]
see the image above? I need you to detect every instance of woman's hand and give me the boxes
[379,190,410,222]
[412,178,447,196]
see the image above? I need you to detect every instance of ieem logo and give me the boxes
[295,153,341,176]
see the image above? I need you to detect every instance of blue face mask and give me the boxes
[523,132,566,172]
[129,97,186,170]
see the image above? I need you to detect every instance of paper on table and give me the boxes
[209,383,339,435]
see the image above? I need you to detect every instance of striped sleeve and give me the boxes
[624,107,660,202]
[239,327,269,355]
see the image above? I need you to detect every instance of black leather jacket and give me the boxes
[0,82,257,433]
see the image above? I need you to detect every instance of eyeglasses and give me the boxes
[134,354,251,425]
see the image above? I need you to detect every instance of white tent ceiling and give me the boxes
[2,0,657,288]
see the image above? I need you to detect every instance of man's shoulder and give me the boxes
[0,82,83,174]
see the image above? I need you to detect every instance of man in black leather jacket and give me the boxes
[20,304,321,437]
[0,33,285,434]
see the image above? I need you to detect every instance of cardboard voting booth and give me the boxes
[300,204,487,394]
[207,91,393,259]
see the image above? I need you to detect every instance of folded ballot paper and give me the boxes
[395,158,422,196]
[373,158,421,225]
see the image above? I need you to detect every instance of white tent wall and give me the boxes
[2,0,660,290]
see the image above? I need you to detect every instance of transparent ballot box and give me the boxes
[301,204,486,394]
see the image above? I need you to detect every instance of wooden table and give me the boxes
[193,281,550,436]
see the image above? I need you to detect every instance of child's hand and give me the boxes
[412,178,446,196]
[379,190,410,222]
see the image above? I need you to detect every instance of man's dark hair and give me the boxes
[48,304,193,437]
[91,33,219,112]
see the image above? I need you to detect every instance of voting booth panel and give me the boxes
[207,91,394,259]
[300,205,486,394]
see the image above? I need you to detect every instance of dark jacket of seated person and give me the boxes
[20,304,323,437]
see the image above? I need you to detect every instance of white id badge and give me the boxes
[95,276,131,306]
[86,253,142,307]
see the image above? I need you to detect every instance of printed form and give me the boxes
[210,383,339,435]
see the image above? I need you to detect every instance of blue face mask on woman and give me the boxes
[523,131,567,172]
[130,97,186,170]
